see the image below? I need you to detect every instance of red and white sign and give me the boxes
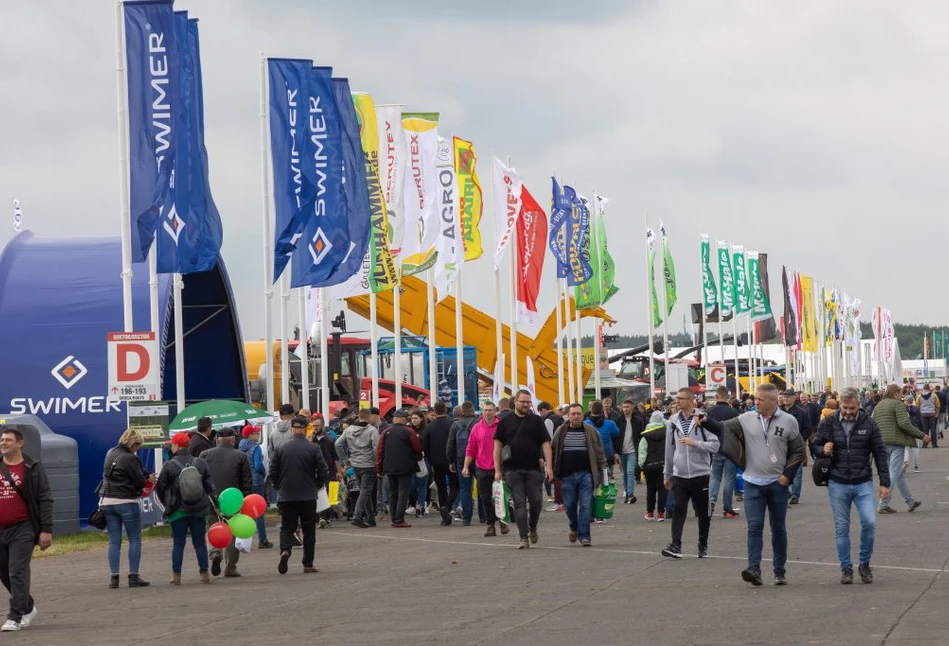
[515,186,548,333]
[107,332,160,402]
[706,363,728,389]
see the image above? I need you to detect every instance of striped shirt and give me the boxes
[561,428,590,476]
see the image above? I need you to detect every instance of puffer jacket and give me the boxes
[871,398,926,447]
[812,410,890,487]
[100,445,149,500]
[638,422,666,474]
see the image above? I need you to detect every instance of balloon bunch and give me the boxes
[207,489,268,549]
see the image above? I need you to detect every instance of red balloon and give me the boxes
[240,493,267,520]
[207,522,233,549]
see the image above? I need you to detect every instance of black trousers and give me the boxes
[0,522,35,622]
[922,415,939,447]
[387,474,413,523]
[475,468,498,525]
[432,463,459,510]
[670,475,711,550]
[644,470,667,513]
[278,500,317,568]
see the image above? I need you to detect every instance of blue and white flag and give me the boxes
[290,67,346,288]
[563,184,593,286]
[156,14,222,274]
[124,0,177,263]
[548,177,569,278]
[269,58,318,282]
[329,77,371,287]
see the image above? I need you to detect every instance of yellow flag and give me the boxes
[800,275,817,352]
[453,137,483,261]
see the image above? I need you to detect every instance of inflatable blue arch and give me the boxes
[0,231,248,521]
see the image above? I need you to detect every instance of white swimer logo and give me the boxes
[52,356,88,390]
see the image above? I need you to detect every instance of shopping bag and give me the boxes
[316,488,331,512]
[235,537,253,554]
[472,478,478,500]
[416,459,428,478]
[492,481,512,523]
[328,481,339,506]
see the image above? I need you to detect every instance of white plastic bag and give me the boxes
[492,481,511,522]
[416,459,428,478]
[316,488,331,512]
[235,537,253,554]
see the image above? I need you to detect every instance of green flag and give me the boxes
[943,330,947,360]
[659,222,677,316]
[701,234,717,316]
[748,252,772,322]
[575,195,618,309]
[936,330,943,360]
[646,228,662,327]
[732,245,751,315]
[717,240,734,318]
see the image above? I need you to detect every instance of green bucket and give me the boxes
[593,481,617,520]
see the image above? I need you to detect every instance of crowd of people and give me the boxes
[0,378,943,631]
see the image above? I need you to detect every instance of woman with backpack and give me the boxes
[99,429,155,589]
[638,412,668,521]
[156,433,216,585]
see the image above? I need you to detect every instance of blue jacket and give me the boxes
[238,438,267,488]
[586,415,620,459]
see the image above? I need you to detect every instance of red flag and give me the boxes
[516,186,548,331]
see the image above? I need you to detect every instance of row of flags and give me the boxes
[699,236,775,337]
[124,0,223,276]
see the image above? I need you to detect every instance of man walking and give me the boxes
[238,425,272,548]
[269,416,329,574]
[494,390,554,549]
[873,384,928,513]
[617,398,643,505]
[423,401,458,526]
[0,427,52,632]
[199,428,252,578]
[814,387,890,584]
[551,404,607,546]
[779,390,812,505]
[463,402,506,536]
[707,383,804,586]
[335,408,379,528]
[916,384,940,447]
[707,386,740,518]
[661,388,719,559]
[447,401,479,525]
[376,410,422,528]
[268,403,296,457]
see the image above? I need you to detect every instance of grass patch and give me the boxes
[35,524,175,559]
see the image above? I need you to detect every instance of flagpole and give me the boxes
[700,236,708,392]
[298,288,310,411]
[148,245,159,335]
[644,218,656,400]
[564,279,575,403]
[319,287,329,415]
[173,273,186,411]
[555,272,565,406]
[592,192,603,401]
[660,227,671,397]
[114,0,134,332]
[280,271,290,407]
[371,290,381,408]
[427,269,438,406]
[394,277,403,408]
[574,297,583,402]
[455,270,465,405]
[495,266,504,399]
[509,237,519,394]
[258,52,275,413]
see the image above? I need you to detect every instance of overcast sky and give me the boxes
[3,0,948,345]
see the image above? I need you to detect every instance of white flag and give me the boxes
[492,354,504,405]
[524,355,540,412]
[491,157,521,269]
[332,252,372,299]
[12,199,22,232]
[304,287,323,341]
[433,136,460,302]
[401,114,440,275]
[376,106,407,259]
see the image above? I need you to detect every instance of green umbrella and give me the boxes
[170,400,273,432]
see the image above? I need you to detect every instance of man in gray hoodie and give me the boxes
[268,404,296,457]
[335,408,379,529]
[661,388,720,559]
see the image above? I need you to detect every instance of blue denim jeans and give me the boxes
[456,459,473,521]
[170,515,209,574]
[709,453,736,511]
[561,471,594,541]
[620,453,637,496]
[102,502,142,575]
[880,445,915,509]
[743,481,789,575]
[413,473,428,509]
[253,484,268,541]
[828,480,877,571]
[790,464,803,499]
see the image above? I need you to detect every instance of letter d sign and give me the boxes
[118,344,150,380]
[108,332,160,401]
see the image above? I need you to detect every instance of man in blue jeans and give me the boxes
[705,384,805,586]
[707,386,740,518]
[551,404,607,546]
[813,387,890,585]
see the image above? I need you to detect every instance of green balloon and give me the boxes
[218,488,245,516]
[228,513,256,540]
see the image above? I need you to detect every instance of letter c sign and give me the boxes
[707,364,727,389]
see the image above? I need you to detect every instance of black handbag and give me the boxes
[812,455,832,487]
[87,507,107,530]
[500,418,528,467]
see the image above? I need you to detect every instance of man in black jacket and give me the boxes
[270,416,329,575]
[780,390,812,505]
[376,410,423,528]
[199,428,252,578]
[424,401,457,526]
[0,427,52,632]
[447,402,479,525]
[812,387,890,585]
[707,386,740,518]
[189,417,214,458]
[617,399,644,505]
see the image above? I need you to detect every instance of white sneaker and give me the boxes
[1,620,20,632]
[20,606,37,628]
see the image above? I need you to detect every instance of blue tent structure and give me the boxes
[0,232,248,523]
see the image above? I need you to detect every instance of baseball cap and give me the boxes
[167,433,190,447]
[290,415,309,428]
[782,389,797,397]
[392,408,409,419]
[242,424,261,438]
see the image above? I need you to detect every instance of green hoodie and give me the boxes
[871,397,926,447]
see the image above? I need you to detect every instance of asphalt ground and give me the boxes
[8,447,949,646]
